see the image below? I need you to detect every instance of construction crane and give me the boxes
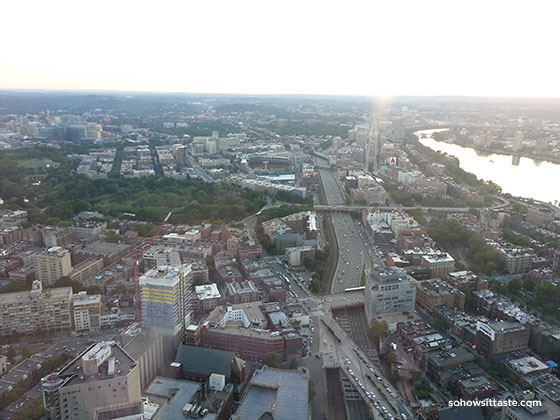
[123,210,173,324]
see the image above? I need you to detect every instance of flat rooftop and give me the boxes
[195,283,221,300]
[139,264,191,287]
[146,377,221,420]
[59,341,136,386]
[0,286,72,304]
[426,347,475,368]
[79,241,132,255]
[418,279,462,296]
[72,292,101,306]
[234,367,309,420]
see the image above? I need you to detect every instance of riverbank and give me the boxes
[416,128,560,165]
[414,129,560,205]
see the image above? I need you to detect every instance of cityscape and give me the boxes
[0,93,559,420]
[2,2,560,420]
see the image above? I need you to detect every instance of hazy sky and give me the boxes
[2,0,560,97]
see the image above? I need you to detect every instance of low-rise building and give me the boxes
[365,266,416,318]
[7,263,35,285]
[495,245,533,274]
[285,246,315,266]
[416,278,465,312]
[426,347,475,380]
[201,302,302,362]
[501,390,560,420]
[225,280,260,304]
[421,252,455,278]
[195,283,221,311]
[72,291,102,332]
[145,376,234,420]
[0,355,6,377]
[475,320,530,356]
[232,367,309,420]
[69,258,104,285]
[446,271,488,291]
[70,221,107,242]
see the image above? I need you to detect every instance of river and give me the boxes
[415,128,560,205]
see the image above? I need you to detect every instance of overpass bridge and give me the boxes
[314,204,472,213]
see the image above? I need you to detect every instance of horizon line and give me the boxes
[2,87,560,101]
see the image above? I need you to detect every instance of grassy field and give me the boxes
[16,159,57,169]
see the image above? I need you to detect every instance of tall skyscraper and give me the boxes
[139,264,194,338]
[365,117,380,172]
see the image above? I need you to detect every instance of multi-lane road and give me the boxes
[318,166,372,293]
[319,308,412,420]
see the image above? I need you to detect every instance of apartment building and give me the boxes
[139,264,194,337]
[415,278,465,312]
[33,246,72,286]
[476,320,530,356]
[225,280,260,304]
[72,291,102,332]
[0,280,72,336]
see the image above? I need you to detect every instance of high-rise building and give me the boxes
[86,123,102,140]
[33,247,72,286]
[66,125,87,142]
[0,280,72,336]
[139,264,194,337]
[41,341,142,420]
[513,131,524,151]
[364,265,416,318]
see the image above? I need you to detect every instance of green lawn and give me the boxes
[16,159,56,169]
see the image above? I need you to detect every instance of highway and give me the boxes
[318,166,371,293]
[318,309,411,420]
[315,155,416,419]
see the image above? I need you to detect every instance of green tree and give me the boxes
[385,351,397,364]
[308,378,316,401]
[410,370,423,383]
[15,397,46,420]
[508,278,522,295]
[105,230,120,243]
[21,346,32,360]
[368,321,388,342]
[6,346,16,364]
[523,278,535,292]
[263,352,283,369]
[535,282,557,305]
